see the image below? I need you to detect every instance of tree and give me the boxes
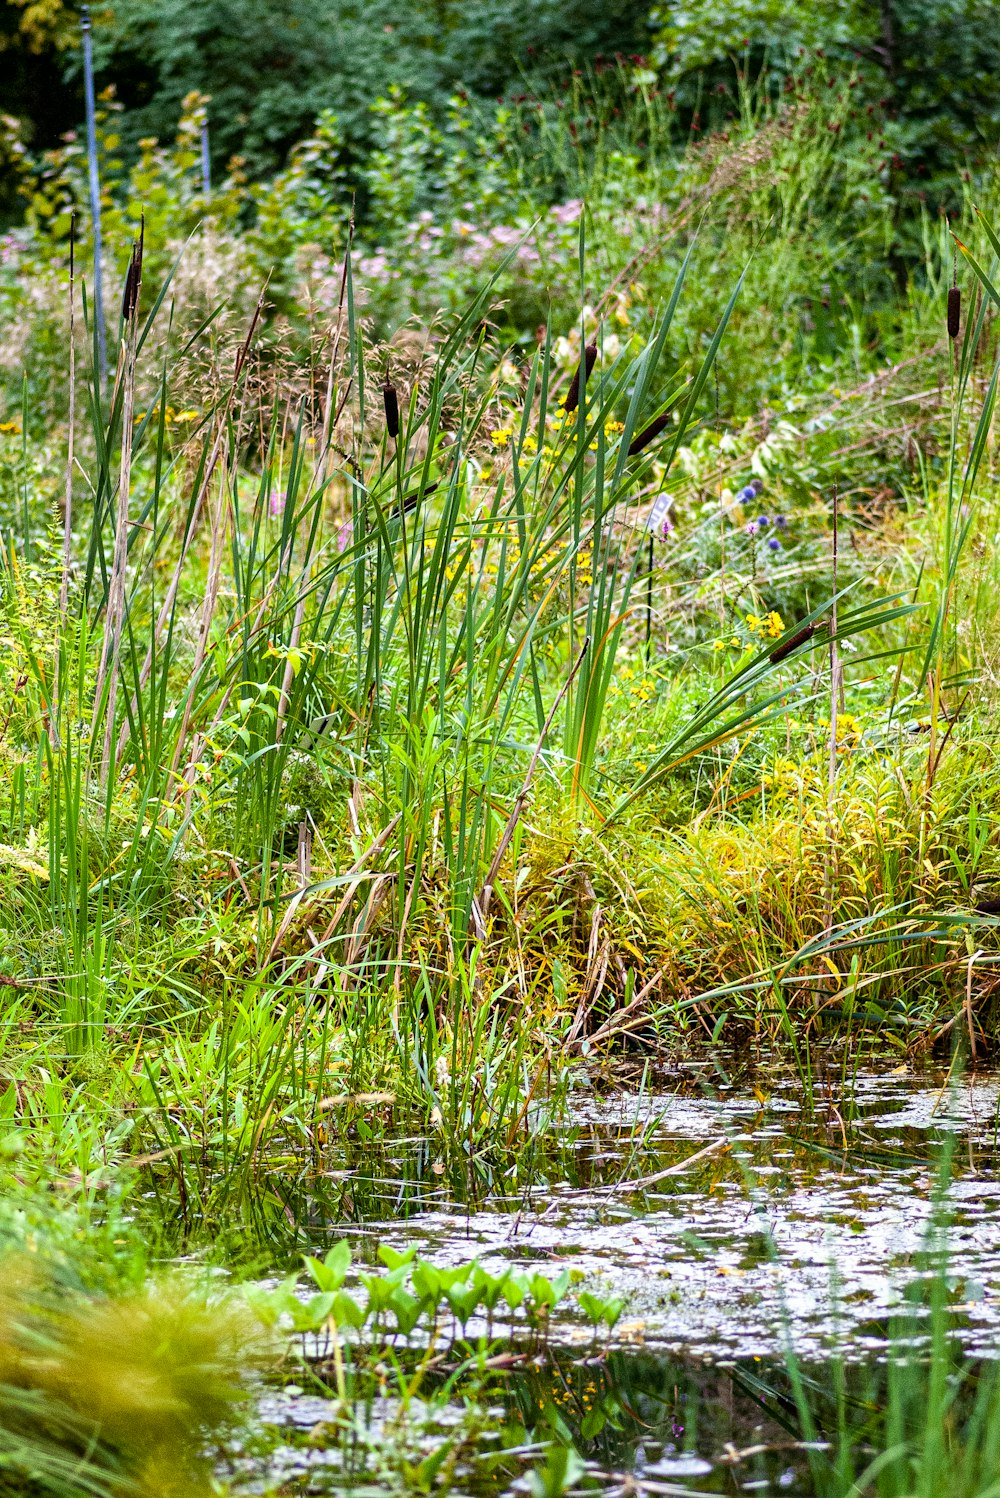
[85,0,654,175]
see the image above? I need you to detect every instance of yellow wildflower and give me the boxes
[490,427,512,448]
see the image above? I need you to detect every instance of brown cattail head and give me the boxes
[383,381,400,439]
[627,410,670,457]
[121,252,139,323]
[121,214,144,324]
[948,286,961,340]
[563,342,598,414]
[769,620,817,664]
[391,480,439,519]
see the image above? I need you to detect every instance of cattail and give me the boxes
[383,381,399,439]
[121,219,144,323]
[769,620,817,664]
[627,411,670,457]
[390,480,438,519]
[948,286,961,340]
[121,253,138,323]
[563,342,597,413]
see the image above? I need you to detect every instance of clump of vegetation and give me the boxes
[1,50,999,1231]
[0,1200,273,1495]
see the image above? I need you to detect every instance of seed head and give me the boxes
[383,381,400,439]
[627,411,670,457]
[948,286,961,340]
[563,342,597,414]
[769,620,816,664]
[121,217,144,324]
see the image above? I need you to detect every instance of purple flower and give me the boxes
[336,520,353,552]
[775,514,788,529]
[737,485,756,503]
[660,517,674,539]
[767,537,782,552]
[269,489,286,518]
[551,199,584,224]
[756,514,770,528]
[745,520,760,537]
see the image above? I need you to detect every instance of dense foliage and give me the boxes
[653,0,1000,225]
[5,13,1000,1494]
[5,0,1000,232]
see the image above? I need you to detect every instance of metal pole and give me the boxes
[200,120,211,194]
[81,7,106,385]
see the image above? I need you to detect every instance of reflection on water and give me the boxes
[239,1062,1000,1493]
[257,1063,1000,1359]
[240,1349,818,1494]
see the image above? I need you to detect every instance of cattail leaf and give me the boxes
[973,205,1000,267]
[954,236,1000,313]
[605,586,920,825]
[611,237,697,491]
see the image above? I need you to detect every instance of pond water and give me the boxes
[241,1060,1000,1495]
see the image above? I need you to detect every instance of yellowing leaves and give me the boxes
[0,843,48,880]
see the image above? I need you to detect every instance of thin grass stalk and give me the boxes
[112,285,267,766]
[169,442,230,788]
[60,216,76,622]
[824,484,840,937]
[94,231,142,785]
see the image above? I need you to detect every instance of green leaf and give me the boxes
[411,1262,442,1303]
[332,1290,366,1329]
[359,1272,394,1316]
[292,1291,336,1330]
[388,1287,423,1335]
[502,1273,528,1311]
[474,1266,510,1311]
[577,1291,605,1327]
[602,1296,625,1329]
[378,1243,417,1271]
[445,1281,482,1326]
[581,1408,607,1439]
[324,1239,352,1282]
